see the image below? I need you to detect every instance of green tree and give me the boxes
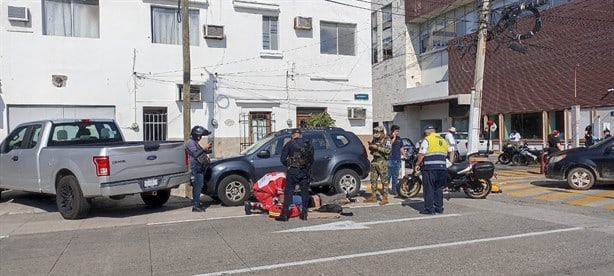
[305,112,336,127]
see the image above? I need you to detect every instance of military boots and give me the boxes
[379,194,389,205]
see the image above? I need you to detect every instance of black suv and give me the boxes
[203,127,370,206]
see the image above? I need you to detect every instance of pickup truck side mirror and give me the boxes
[257,150,271,159]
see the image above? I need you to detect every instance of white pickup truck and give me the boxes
[0,119,190,219]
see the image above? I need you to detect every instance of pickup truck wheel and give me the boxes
[567,168,594,190]
[218,175,249,206]
[56,175,90,220]
[140,189,171,208]
[333,169,361,197]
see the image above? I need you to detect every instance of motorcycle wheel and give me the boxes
[463,179,492,199]
[397,174,422,198]
[511,154,524,166]
[498,153,511,164]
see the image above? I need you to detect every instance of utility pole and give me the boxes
[181,0,191,142]
[181,0,192,198]
[467,0,491,155]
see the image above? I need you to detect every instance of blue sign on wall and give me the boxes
[354,94,369,100]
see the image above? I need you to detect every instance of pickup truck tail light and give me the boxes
[93,156,110,176]
[185,149,190,168]
[465,142,468,149]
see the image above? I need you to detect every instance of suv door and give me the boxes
[303,132,332,183]
[594,141,614,180]
[252,135,289,180]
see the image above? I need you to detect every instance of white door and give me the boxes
[7,105,116,132]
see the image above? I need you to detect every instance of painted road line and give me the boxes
[498,183,534,191]
[147,215,249,226]
[276,214,461,233]
[566,191,614,207]
[496,170,538,177]
[506,187,548,197]
[0,235,8,239]
[195,227,583,276]
[534,190,581,201]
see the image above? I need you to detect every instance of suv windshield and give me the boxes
[241,134,276,155]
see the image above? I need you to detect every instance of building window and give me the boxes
[320,22,356,56]
[250,112,272,144]
[143,107,168,141]
[151,7,199,45]
[420,119,443,133]
[43,0,100,38]
[510,112,542,139]
[371,11,378,64]
[381,4,392,60]
[262,16,278,50]
[419,4,477,54]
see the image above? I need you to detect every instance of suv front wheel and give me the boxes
[217,175,250,206]
[333,169,361,197]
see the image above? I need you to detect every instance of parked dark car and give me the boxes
[545,136,614,190]
[203,127,370,206]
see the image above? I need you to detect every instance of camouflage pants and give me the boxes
[370,159,389,195]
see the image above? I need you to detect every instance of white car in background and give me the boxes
[438,132,489,162]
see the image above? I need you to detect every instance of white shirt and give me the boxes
[510,132,521,142]
[444,132,456,152]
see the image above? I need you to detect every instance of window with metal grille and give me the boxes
[250,112,272,144]
[143,107,168,141]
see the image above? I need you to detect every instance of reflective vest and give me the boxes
[423,134,448,170]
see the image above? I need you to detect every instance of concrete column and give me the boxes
[498,113,504,151]
[542,111,550,147]
[571,105,580,147]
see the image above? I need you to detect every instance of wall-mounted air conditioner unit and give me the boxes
[8,6,29,22]
[347,107,366,120]
[178,85,202,102]
[204,25,224,39]
[294,16,312,30]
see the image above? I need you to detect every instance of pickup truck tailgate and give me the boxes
[105,142,187,182]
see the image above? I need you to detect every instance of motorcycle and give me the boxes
[397,160,494,199]
[498,143,518,164]
[511,143,543,166]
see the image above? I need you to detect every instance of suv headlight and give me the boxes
[549,154,566,163]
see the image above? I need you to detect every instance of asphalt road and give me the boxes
[1,167,614,275]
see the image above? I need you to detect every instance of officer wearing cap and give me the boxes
[185,125,212,212]
[414,125,449,215]
[365,126,392,205]
[277,128,314,221]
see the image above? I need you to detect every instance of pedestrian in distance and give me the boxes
[365,126,392,205]
[604,129,612,139]
[276,128,314,221]
[584,126,594,147]
[509,129,522,149]
[414,125,449,215]
[387,125,405,196]
[445,126,457,163]
[185,125,212,212]
[547,129,563,154]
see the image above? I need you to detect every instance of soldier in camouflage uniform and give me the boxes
[365,126,392,205]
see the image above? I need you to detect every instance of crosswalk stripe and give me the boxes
[498,183,533,190]
[506,187,548,196]
[565,191,614,206]
[534,191,580,201]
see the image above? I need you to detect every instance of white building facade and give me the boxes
[0,0,372,156]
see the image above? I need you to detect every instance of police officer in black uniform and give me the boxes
[276,128,314,221]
